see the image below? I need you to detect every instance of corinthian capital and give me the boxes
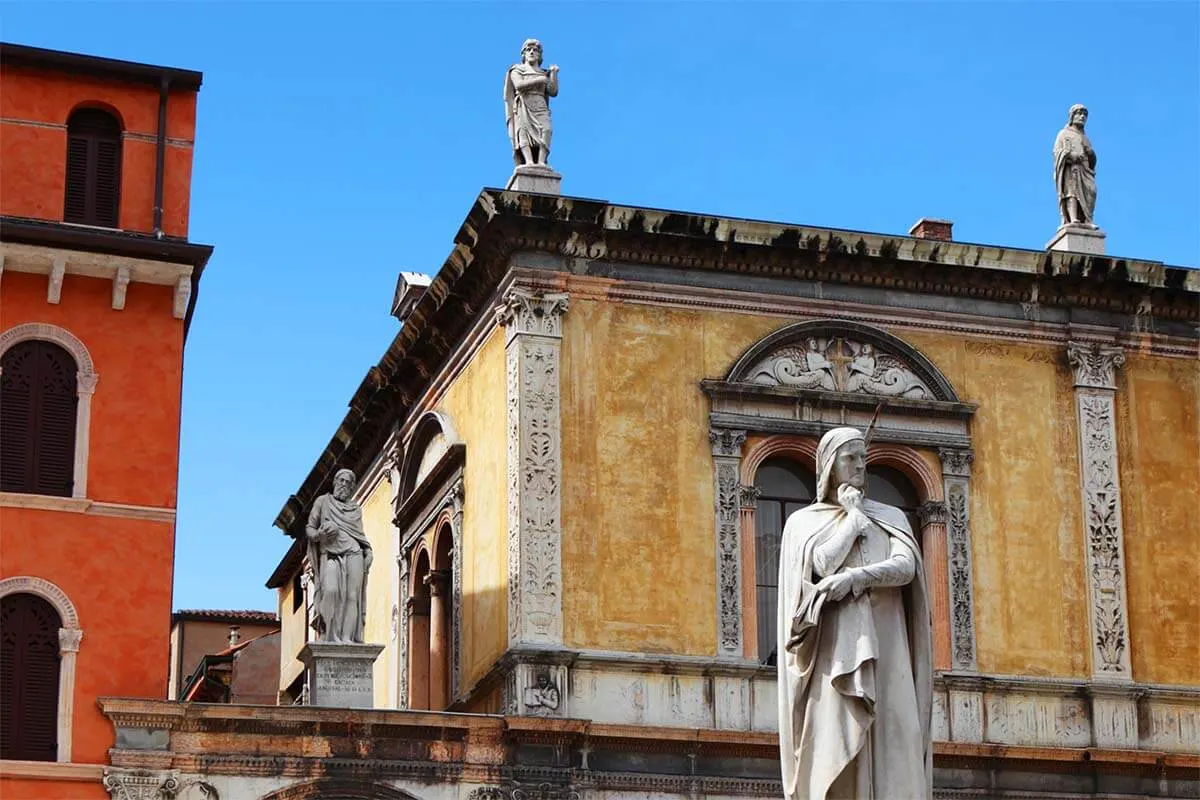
[1067,342,1125,390]
[495,287,569,338]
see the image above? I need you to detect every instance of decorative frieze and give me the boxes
[745,335,933,399]
[1068,342,1132,680]
[102,768,181,800]
[938,448,977,672]
[498,288,569,647]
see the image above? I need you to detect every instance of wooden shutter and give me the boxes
[0,340,78,496]
[0,593,62,762]
[63,109,122,228]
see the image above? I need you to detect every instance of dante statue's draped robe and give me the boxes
[306,493,372,643]
[777,433,933,800]
[1054,125,1097,226]
[505,63,555,164]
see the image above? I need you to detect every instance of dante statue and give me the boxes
[1053,104,1098,228]
[306,468,373,643]
[777,427,933,800]
[504,38,559,167]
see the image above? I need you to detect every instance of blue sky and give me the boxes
[4,2,1197,613]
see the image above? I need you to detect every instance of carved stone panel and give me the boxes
[500,288,568,647]
[939,448,977,672]
[710,428,746,658]
[745,336,933,399]
[450,479,465,700]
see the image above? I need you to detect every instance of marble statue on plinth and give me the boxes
[306,468,373,643]
[777,427,933,800]
[504,38,562,194]
[1048,104,1106,253]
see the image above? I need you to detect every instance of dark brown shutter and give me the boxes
[63,108,122,227]
[0,340,78,496]
[0,593,62,762]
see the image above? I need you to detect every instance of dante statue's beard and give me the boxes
[333,486,352,501]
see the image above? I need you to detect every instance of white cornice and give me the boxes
[0,241,193,317]
[0,492,176,522]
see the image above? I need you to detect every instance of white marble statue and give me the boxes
[1054,104,1098,228]
[777,427,933,800]
[505,38,559,167]
[306,469,373,643]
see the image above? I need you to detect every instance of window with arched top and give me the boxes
[867,464,922,540]
[0,340,79,496]
[753,458,815,664]
[0,593,62,761]
[64,108,122,228]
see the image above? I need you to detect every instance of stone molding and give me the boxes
[709,427,747,658]
[499,288,569,648]
[1067,341,1126,390]
[0,492,177,521]
[0,759,104,781]
[0,321,98,498]
[1068,342,1132,680]
[0,575,82,762]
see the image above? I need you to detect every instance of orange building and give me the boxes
[0,44,211,799]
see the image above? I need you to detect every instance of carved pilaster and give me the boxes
[710,428,747,658]
[450,478,465,701]
[917,500,947,528]
[397,557,410,708]
[939,448,978,672]
[498,288,569,647]
[1068,342,1132,681]
[737,484,761,510]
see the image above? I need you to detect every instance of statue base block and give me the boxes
[506,164,562,195]
[1047,224,1106,255]
[299,642,383,708]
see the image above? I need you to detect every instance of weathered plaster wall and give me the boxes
[1118,353,1200,686]
[439,327,508,690]
[360,474,398,707]
[560,299,783,655]
[897,332,1090,678]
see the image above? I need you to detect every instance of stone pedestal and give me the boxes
[506,164,562,194]
[300,642,384,708]
[1047,223,1106,255]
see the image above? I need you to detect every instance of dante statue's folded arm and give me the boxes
[848,534,915,594]
[305,496,325,542]
[811,515,862,578]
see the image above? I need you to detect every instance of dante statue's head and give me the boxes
[1068,103,1088,129]
[521,38,543,67]
[332,469,357,501]
[815,427,867,501]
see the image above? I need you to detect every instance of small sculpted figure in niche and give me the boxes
[306,469,373,643]
[505,39,559,167]
[523,672,560,712]
[777,427,933,800]
[1054,104,1098,228]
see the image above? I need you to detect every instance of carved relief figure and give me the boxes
[1053,104,1098,228]
[748,337,932,400]
[778,427,933,800]
[306,469,373,643]
[523,671,561,712]
[752,338,836,390]
[505,39,559,167]
[845,343,930,399]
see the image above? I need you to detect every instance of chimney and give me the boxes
[908,218,953,242]
[228,626,241,647]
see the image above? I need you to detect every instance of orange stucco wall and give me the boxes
[0,510,175,764]
[0,65,197,236]
[0,777,107,799]
[1,272,184,507]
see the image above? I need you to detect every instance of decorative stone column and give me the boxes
[938,448,978,673]
[710,428,747,659]
[917,501,951,671]
[738,483,761,662]
[1067,342,1133,682]
[57,627,82,762]
[103,768,181,799]
[397,557,410,708]
[450,479,465,702]
[427,569,450,709]
[496,288,569,647]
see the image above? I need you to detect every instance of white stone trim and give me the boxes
[112,266,130,310]
[1068,342,1133,681]
[0,576,82,762]
[0,492,175,522]
[496,287,568,647]
[0,760,104,781]
[173,276,191,320]
[0,322,98,498]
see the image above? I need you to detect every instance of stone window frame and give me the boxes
[0,322,98,499]
[704,319,979,673]
[393,411,464,710]
[0,575,82,763]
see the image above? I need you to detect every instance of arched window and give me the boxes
[753,458,815,664]
[0,593,62,762]
[0,340,79,496]
[406,549,431,710]
[64,108,122,228]
[867,465,922,541]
